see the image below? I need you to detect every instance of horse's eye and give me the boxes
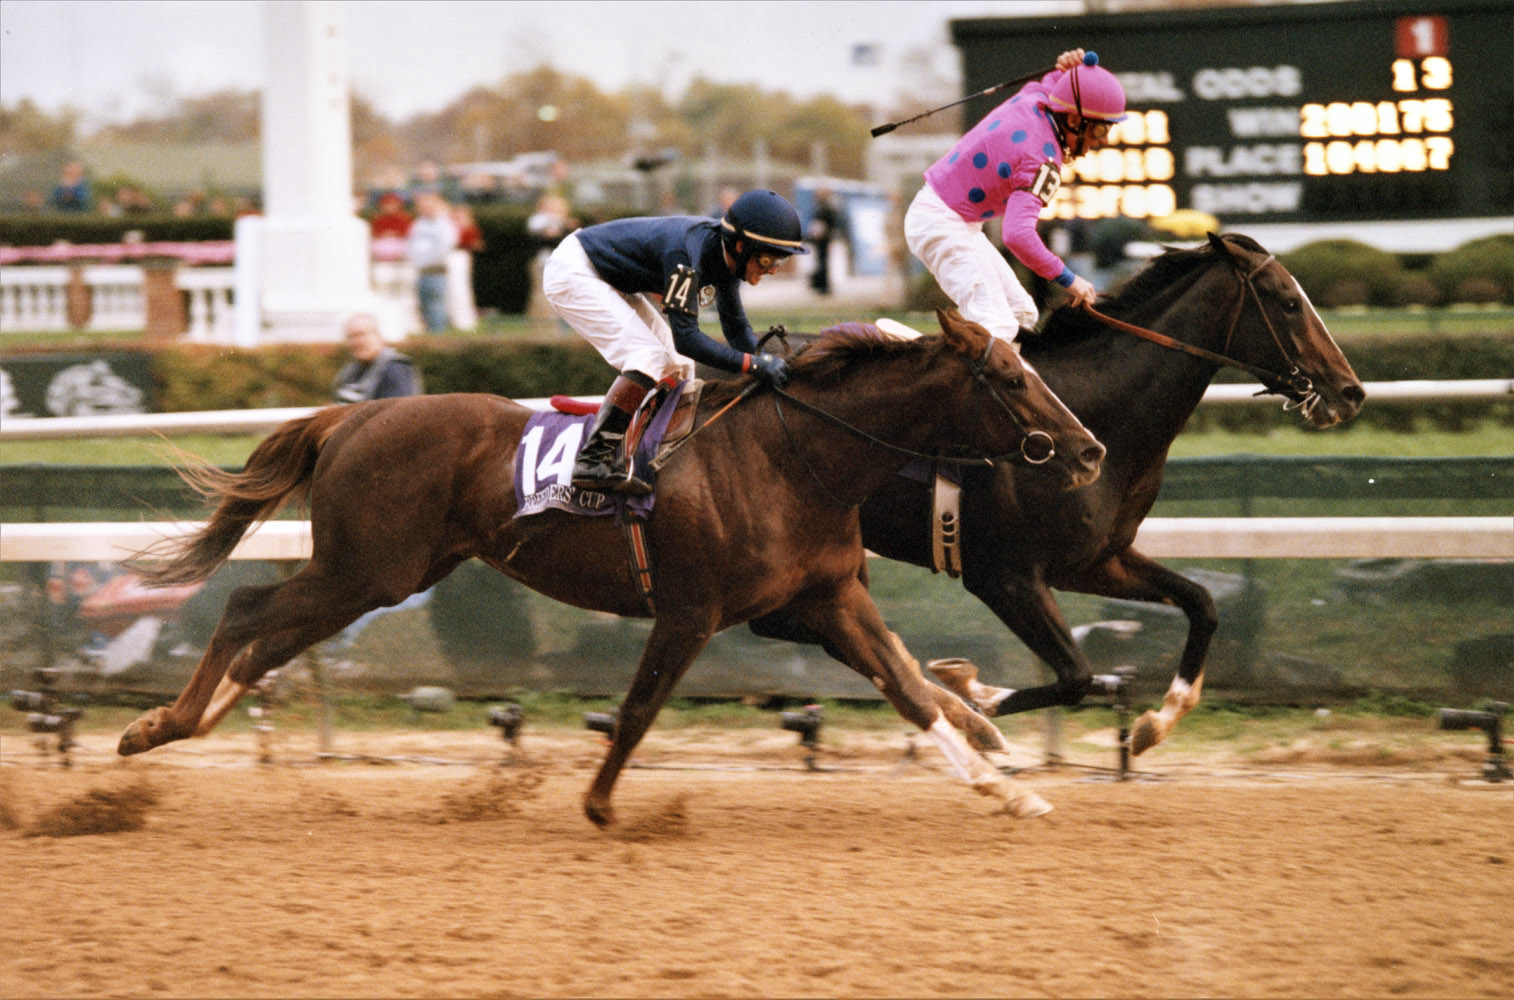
[1284,298,1301,313]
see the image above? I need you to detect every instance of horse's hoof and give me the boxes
[927,658,979,697]
[118,708,173,756]
[118,718,156,756]
[584,799,615,828]
[1006,790,1054,819]
[1129,712,1160,756]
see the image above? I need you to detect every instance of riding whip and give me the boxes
[870,51,1100,138]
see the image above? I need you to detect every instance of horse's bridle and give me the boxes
[770,333,1057,471]
[1079,252,1316,404]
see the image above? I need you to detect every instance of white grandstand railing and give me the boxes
[1,517,1509,563]
[1,380,1510,442]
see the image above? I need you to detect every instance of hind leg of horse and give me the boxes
[750,608,1009,755]
[795,580,1049,818]
[1059,550,1217,755]
[584,620,713,828]
[119,571,377,755]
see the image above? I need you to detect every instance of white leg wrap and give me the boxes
[925,716,997,788]
[925,716,1052,818]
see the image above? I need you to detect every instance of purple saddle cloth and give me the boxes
[513,383,685,520]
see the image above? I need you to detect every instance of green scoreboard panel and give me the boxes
[949,0,1514,229]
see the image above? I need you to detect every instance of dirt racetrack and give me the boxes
[2,725,1511,999]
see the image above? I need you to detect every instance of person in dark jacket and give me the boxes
[541,189,806,495]
[332,313,422,402]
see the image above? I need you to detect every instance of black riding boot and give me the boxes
[572,371,656,495]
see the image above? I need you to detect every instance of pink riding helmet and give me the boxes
[1046,64,1128,122]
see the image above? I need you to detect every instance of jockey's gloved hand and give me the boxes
[747,352,791,389]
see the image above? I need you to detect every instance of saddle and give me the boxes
[547,380,706,461]
[517,381,708,616]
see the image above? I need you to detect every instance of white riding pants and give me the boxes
[904,184,1039,340]
[542,232,695,380]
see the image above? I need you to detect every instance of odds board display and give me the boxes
[950,0,1513,227]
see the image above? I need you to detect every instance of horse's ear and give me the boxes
[932,308,981,355]
[1206,231,1230,254]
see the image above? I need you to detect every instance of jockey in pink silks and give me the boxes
[905,48,1129,344]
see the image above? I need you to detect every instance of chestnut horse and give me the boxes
[755,234,1365,753]
[120,310,1105,824]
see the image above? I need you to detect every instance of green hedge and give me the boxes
[135,331,1514,435]
[149,337,616,411]
[1191,331,1514,434]
[1281,235,1514,307]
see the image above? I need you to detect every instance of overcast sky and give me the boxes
[2,0,1083,128]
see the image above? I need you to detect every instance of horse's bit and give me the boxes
[1078,252,1317,407]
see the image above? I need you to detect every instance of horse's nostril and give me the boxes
[1082,442,1107,468]
[1344,384,1366,406]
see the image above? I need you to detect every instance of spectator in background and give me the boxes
[333,313,422,402]
[365,165,409,211]
[408,159,455,203]
[527,193,577,251]
[806,187,845,296]
[329,313,426,644]
[448,204,484,331]
[49,161,93,213]
[368,192,414,239]
[451,204,484,253]
[407,192,460,333]
[526,193,579,321]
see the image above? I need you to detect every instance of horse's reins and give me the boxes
[767,336,1056,508]
[652,334,1055,477]
[771,334,1055,469]
[1077,253,1315,402]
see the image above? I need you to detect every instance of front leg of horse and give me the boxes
[584,621,712,828]
[799,585,1050,819]
[1061,549,1219,756]
[937,572,1096,717]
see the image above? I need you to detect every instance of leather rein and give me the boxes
[1078,253,1315,402]
[771,332,1056,470]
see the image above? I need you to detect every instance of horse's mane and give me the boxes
[694,322,936,407]
[1033,233,1266,347]
[792,322,943,384]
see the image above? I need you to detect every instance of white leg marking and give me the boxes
[926,715,991,784]
[925,716,1051,818]
[1155,675,1203,729]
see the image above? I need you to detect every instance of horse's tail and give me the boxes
[137,406,358,586]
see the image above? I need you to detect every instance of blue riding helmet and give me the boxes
[721,190,809,270]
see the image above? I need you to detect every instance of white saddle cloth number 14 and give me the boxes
[519,423,585,495]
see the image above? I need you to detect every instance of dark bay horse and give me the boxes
[756,233,1365,754]
[120,310,1105,824]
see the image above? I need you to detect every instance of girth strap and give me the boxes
[622,515,655,616]
[931,469,963,579]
